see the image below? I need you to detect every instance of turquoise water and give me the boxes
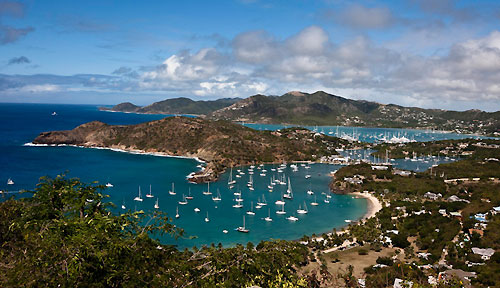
[0,103,478,248]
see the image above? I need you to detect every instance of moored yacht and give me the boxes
[134,186,143,202]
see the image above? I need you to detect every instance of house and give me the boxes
[394,278,413,288]
[472,247,495,260]
[424,191,442,200]
[449,211,462,220]
[371,165,388,170]
[448,195,470,203]
[393,169,411,176]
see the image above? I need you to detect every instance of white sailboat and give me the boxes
[311,196,319,206]
[178,194,188,205]
[297,202,308,214]
[175,206,180,218]
[246,201,255,215]
[169,183,176,195]
[307,183,314,195]
[154,198,159,209]
[284,177,293,199]
[121,200,126,210]
[212,189,221,201]
[275,192,285,205]
[276,204,286,215]
[134,186,143,202]
[194,207,200,212]
[186,187,194,200]
[232,194,243,208]
[205,211,210,222]
[7,178,14,185]
[236,216,249,233]
[146,184,154,198]
[264,208,273,222]
[228,168,236,185]
[105,182,113,188]
[286,214,299,221]
[202,183,212,195]
[257,195,267,206]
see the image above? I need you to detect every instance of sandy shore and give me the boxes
[350,191,383,220]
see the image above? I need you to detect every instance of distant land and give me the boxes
[103,91,500,135]
[99,97,240,115]
[32,116,348,182]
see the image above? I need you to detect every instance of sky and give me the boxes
[1,0,500,111]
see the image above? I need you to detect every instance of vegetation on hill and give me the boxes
[100,97,240,115]
[210,91,500,135]
[32,117,347,182]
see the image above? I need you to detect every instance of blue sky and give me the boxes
[1,0,500,111]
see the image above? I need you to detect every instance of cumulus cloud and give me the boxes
[7,55,30,65]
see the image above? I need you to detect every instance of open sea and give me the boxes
[0,103,485,249]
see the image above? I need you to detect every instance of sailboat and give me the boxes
[202,183,212,195]
[276,204,286,215]
[246,201,255,215]
[185,187,194,200]
[134,186,143,202]
[212,189,221,201]
[228,168,236,185]
[105,182,113,188]
[175,206,180,218]
[205,211,210,222]
[236,216,249,233]
[169,183,176,195]
[7,178,14,185]
[275,192,285,205]
[146,184,154,198]
[264,208,273,222]
[178,194,188,205]
[51,111,57,116]
[307,183,314,195]
[311,196,319,206]
[121,200,126,210]
[232,195,243,208]
[324,195,330,204]
[284,177,293,199]
[257,195,267,206]
[194,207,200,212]
[286,214,299,221]
[297,202,308,214]
[154,198,159,209]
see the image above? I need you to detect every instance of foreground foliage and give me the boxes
[0,175,308,287]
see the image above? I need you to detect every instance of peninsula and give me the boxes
[32,116,348,182]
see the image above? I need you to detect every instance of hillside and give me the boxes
[100,97,240,115]
[210,91,500,135]
[32,117,346,182]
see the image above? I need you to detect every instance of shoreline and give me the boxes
[23,142,206,165]
[349,191,383,220]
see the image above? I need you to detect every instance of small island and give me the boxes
[33,116,349,183]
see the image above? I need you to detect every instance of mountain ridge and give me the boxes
[209,91,500,135]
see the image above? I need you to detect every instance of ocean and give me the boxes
[0,103,479,248]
